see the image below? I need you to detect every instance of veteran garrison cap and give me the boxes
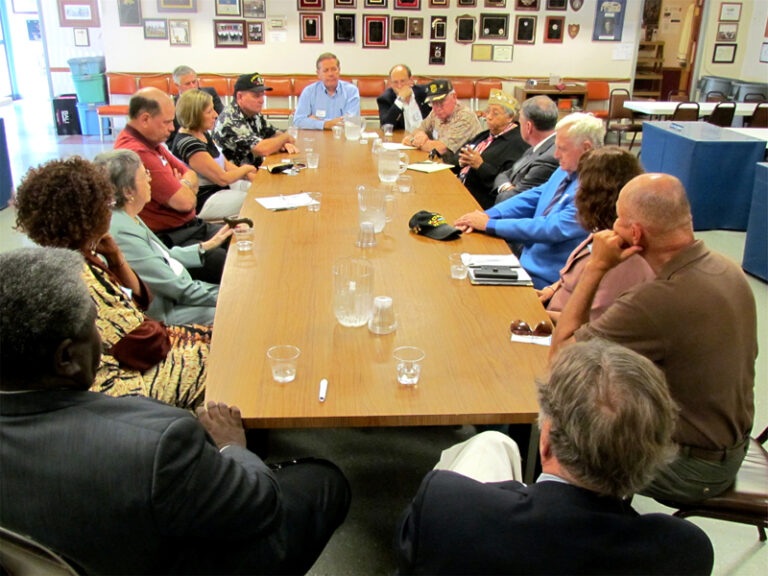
[487,89,519,116]
[233,73,273,95]
[423,79,454,103]
[409,210,462,241]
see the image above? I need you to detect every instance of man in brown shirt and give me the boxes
[551,173,757,503]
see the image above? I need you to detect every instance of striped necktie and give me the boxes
[542,173,575,216]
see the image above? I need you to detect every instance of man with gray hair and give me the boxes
[454,112,605,288]
[552,173,757,504]
[166,64,224,146]
[493,95,560,204]
[293,52,360,130]
[397,340,713,575]
[0,246,351,575]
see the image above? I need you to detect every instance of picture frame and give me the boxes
[593,0,626,42]
[514,15,536,44]
[456,15,476,43]
[27,19,41,41]
[484,0,505,7]
[716,22,738,42]
[118,0,142,26]
[546,0,567,9]
[712,43,736,64]
[719,3,741,22]
[246,20,264,43]
[363,14,389,48]
[516,0,539,10]
[216,0,242,16]
[492,44,513,62]
[431,15,447,40]
[458,0,477,6]
[300,13,323,42]
[57,0,100,28]
[429,0,449,6]
[157,0,197,12]
[143,18,169,39]
[243,0,266,18]
[334,0,356,7]
[429,42,446,65]
[391,16,409,40]
[471,43,493,61]
[73,27,89,46]
[364,0,388,7]
[334,13,356,42]
[544,16,564,43]
[213,19,246,47]
[479,13,509,40]
[169,19,191,45]
[11,0,37,14]
[394,0,420,8]
[760,43,768,64]
[298,0,324,9]
[409,17,424,38]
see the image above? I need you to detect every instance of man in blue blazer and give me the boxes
[377,64,431,132]
[453,112,605,288]
[0,247,350,575]
[397,340,714,575]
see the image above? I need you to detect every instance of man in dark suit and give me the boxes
[397,340,714,575]
[166,64,224,147]
[493,95,560,204]
[0,246,351,575]
[377,64,431,132]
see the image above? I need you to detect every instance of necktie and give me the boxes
[542,173,574,216]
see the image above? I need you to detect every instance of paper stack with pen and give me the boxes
[256,192,319,212]
[462,253,534,287]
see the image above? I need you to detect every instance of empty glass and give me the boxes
[307,151,319,169]
[356,221,377,248]
[308,191,322,212]
[368,295,397,335]
[450,253,468,279]
[333,257,374,327]
[393,346,425,386]
[233,226,254,251]
[381,123,394,142]
[332,124,343,139]
[266,345,300,383]
[397,174,414,194]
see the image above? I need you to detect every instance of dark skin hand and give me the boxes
[196,401,247,450]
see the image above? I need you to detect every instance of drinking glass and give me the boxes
[393,346,425,386]
[266,345,300,383]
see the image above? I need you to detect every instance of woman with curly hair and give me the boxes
[14,156,208,409]
[538,146,654,323]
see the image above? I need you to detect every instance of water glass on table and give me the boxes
[233,226,254,252]
[266,345,300,383]
[450,253,468,279]
[393,346,425,386]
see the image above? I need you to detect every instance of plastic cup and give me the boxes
[397,175,413,194]
[450,253,468,280]
[356,221,377,248]
[393,346,425,386]
[368,295,397,335]
[308,191,322,212]
[332,124,343,139]
[233,227,254,252]
[307,151,319,169]
[266,345,300,383]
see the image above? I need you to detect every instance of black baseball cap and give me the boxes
[409,210,462,241]
[423,79,454,103]
[233,73,273,95]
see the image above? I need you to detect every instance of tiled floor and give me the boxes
[2,99,766,575]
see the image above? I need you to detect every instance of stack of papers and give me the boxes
[407,162,454,173]
[460,253,533,287]
[256,193,317,211]
[382,142,416,151]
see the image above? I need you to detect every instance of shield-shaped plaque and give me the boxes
[570,0,583,11]
[568,23,580,38]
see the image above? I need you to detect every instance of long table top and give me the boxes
[205,131,549,428]
[624,100,759,117]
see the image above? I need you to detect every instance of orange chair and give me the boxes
[97,73,137,141]
[474,79,503,117]
[585,81,610,120]
[292,76,317,101]
[356,77,387,118]
[450,78,476,111]
[137,74,170,93]
[198,74,232,105]
[262,77,294,120]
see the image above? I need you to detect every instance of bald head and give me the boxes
[127,87,176,144]
[619,174,692,234]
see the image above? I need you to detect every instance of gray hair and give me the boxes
[93,149,142,209]
[316,52,340,70]
[520,96,558,131]
[172,64,196,85]
[538,339,678,498]
[0,247,92,383]
[556,112,606,149]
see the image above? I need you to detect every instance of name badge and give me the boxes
[432,129,438,140]
[317,109,327,119]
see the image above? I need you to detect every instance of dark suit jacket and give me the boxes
[167,86,224,148]
[377,85,431,130]
[0,390,283,575]
[493,133,559,204]
[397,470,714,575]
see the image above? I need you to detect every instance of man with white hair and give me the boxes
[454,112,605,288]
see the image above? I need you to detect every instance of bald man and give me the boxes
[377,64,431,131]
[552,174,757,504]
[115,87,228,284]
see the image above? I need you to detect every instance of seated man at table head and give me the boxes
[551,173,757,504]
[213,72,298,167]
[165,64,224,147]
[293,52,360,130]
[115,87,229,284]
[402,79,482,157]
[493,95,560,204]
[377,64,431,132]
[453,112,605,289]
[0,246,351,575]
[396,340,714,575]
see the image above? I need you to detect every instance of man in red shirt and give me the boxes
[115,87,230,284]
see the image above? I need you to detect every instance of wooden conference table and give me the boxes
[205,131,549,432]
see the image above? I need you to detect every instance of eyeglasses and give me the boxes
[510,320,552,337]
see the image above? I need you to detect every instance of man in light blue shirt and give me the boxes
[293,52,360,130]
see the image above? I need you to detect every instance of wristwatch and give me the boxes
[198,243,206,258]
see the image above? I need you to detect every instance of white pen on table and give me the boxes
[318,378,328,402]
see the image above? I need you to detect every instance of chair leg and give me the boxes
[628,132,638,151]
[759,525,766,542]
[98,116,104,141]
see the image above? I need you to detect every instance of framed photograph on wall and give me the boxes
[169,19,191,44]
[456,15,476,43]
[394,0,419,8]
[458,1,477,6]
[712,43,736,64]
[392,16,408,39]
[760,43,768,63]
[214,19,246,47]
[544,16,564,43]
[719,3,741,22]
[300,13,323,42]
[492,44,513,62]
[431,15,447,40]
[364,0,388,7]
[143,18,168,39]
[429,42,446,65]
[516,0,539,10]
[429,0,448,7]
[57,0,100,27]
[243,0,266,18]
[73,27,89,46]
[716,22,738,42]
[11,0,37,13]
[593,0,626,41]
[246,20,264,43]
[471,43,493,61]
[514,15,536,44]
[334,13,356,42]
[547,0,567,9]
[479,13,509,40]
[484,0,505,7]
[118,0,142,26]
[298,0,324,10]
[335,0,356,7]
[157,0,197,12]
[363,14,389,48]
[409,17,424,38]
[216,0,241,16]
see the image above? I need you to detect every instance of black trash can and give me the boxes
[52,94,81,135]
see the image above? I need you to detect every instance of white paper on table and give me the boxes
[462,253,521,268]
[361,131,379,139]
[407,162,454,173]
[510,334,551,347]
[382,142,417,150]
[256,192,316,210]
